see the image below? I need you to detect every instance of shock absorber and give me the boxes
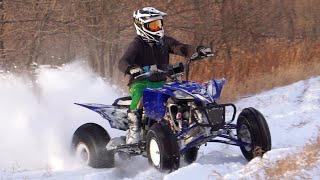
[176,109,183,129]
[182,119,189,131]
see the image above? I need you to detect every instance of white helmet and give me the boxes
[133,7,167,43]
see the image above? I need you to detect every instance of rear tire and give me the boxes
[146,123,180,172]
[72,126,115,168]
[236,107,271,161]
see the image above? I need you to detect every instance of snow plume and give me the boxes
[0,61,121,170]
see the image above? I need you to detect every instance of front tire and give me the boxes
[146,123,180,172]
[182,146,199,164]
[236,107,271,160]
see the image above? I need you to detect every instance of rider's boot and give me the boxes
[126,110,141,144]
[106,110,141,151]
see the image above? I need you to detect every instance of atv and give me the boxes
[72,52,272,171]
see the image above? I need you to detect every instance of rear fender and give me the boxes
[74,103,129,131]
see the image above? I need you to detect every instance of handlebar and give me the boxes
[134,52,214,80]
[189,52,214,61]
[186,53,214,81]
[134,69,167,79]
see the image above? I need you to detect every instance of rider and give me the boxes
[118,7,213,145]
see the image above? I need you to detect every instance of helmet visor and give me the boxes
[146,20,163,32]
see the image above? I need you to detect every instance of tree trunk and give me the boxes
[0,0,5,67]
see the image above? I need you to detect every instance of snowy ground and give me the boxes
[0,61,319,179]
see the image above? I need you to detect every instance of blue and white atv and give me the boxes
[72,53,271,171]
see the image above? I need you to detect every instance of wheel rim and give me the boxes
[149,138,160,167]
[238,124,252,151]
[75,142,90,165]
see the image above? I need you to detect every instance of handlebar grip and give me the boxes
[133,70,167,79]
[190,53,214,61]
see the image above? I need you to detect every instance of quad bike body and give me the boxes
[72,53,272,171]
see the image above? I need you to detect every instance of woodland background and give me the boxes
[0,0,319,101]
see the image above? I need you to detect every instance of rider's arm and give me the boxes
[165,36,213,58]
[118,38,140,74]
[164,36,198,57]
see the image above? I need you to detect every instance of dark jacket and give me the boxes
[118,35,197,86]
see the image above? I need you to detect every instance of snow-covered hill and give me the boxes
[0,61,319,179]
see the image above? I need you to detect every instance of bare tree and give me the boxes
[0,0,318,90]
[0,0,5,65]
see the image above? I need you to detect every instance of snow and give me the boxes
[0,61,319,179]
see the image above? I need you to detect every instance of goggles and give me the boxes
[146,20,163,32]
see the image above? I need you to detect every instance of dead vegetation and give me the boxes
[191,39,320,102]
[265,134,320,179]
[235,134,320,179]
[229,134,320,179]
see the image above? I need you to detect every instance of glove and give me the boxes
[125,66,143,76]
[129,67,143,75]
[196,46,213,57]
[149,65,158,72]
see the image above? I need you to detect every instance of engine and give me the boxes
[165,99,214,146]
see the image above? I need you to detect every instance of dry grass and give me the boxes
[265,134,320,179]
[190,39,320,102]
[208,170,223,180]
[233,134,320,179]
[222,60,320,102]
